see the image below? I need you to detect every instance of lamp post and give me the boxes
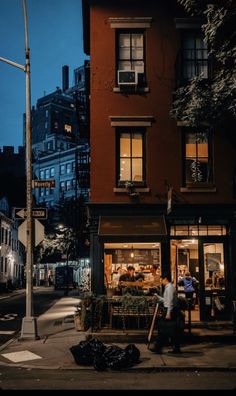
[0,0,38,339]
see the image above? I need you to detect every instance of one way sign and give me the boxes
[14,207,48,219]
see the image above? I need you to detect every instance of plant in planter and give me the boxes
[124,181,140,199]
[78,293,107,331]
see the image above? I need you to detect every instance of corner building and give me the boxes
[82,0,236,322]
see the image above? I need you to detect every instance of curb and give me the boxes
[0,359,235,372]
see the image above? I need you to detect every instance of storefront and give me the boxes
[88,203,236,324]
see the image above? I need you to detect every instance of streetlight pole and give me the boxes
[0,0,38,339]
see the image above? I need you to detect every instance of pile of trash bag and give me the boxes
[70,337,140,371]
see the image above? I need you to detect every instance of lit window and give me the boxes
[184,130,213,185]
[64,124,72,134]
[117,129,145,185]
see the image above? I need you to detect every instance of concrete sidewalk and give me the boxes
[0,296,236,371]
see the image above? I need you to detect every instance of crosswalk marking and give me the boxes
[0,331,15,335]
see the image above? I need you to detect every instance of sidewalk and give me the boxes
[0,295,236,371]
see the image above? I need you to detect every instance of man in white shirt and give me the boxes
[150,273,181,354]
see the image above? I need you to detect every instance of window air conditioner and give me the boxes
[117,70,138,85]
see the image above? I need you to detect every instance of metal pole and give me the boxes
[20,0,38,340]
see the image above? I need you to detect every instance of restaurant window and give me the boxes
[170,225,226,236]
[117,129,145,185]
[184,130,213,186]
[204,243,225,291]
[117,30,146,86]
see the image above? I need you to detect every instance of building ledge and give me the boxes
[113,187,150,193]
[113,86,150,93]
[180,186,217,193]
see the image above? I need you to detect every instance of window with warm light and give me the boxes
[117,129,145,185]
[184,130,213,186]
[64,124,72,134]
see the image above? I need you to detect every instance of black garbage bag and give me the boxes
[102,344,140,371]
[70,338,140,371]
[70,340,94,366]
[70,338,107,366]
[125,344,140,365]
[88,337,107,356]
[93,355,108,371]
[105,348,128,370]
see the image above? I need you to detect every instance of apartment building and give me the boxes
[82,0,236,321]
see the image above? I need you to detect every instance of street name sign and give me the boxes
[14,207,48,219]
[32,179,55,188]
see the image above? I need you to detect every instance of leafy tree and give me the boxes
[35,195,89,264]
[171,0,236,135]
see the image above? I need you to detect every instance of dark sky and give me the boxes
[0,0,87,150]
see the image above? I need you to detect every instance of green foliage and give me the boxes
[35,195,89,263]
[172,0,236,130]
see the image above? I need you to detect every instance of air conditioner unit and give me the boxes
[118,70,138,85]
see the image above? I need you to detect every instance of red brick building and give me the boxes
[82,0,236,321]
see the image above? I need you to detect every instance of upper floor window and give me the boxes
[182,34,208,81]
[60,164,65,175]
[45,169,50,179]
[117,31,146,87]
[64,124,72,134]
[117,129,145,185]
[184,130,213,186]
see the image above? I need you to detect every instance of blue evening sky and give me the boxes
[0,0,87,150]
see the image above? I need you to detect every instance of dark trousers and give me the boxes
[154,307,183,352]
[185,292,194,308]
[155,318,181,351]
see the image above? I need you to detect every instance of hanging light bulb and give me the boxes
[130,245,134,258]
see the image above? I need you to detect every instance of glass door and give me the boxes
[199,241,227,321]
[170,239,200,322]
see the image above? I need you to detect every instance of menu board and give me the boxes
[112,249,160,267]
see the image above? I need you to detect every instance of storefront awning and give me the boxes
[98,216,167,236]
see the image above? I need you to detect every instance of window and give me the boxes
[60,164,65,175]
[184,130,213,186]
[64,124,72,134]
[45,169,50,179]
[182,34,208,81]
[117,31,145,86]
[66,163,71,174]
[60,181,65,191]
[117,129,145,185]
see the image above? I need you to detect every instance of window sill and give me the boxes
[113,187,150,193]
[180,185,216,193]
[113,86,150,93]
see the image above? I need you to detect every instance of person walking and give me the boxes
[150,273,182,354]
